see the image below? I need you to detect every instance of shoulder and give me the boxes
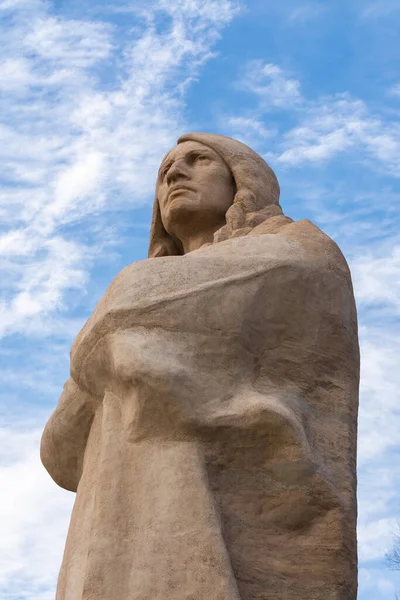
[249,216,351,278]
[275,219,352,280]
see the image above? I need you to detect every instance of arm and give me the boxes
[40,377,97,492]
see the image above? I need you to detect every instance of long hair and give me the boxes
[148,133,282,258]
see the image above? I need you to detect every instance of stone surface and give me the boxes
[41,133,359,600]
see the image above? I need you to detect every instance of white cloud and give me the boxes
[0,0,238,340]
[277,94,400,173]
[0,237,90,338]
[233,62,400,176]
[229,60,400,590]
[388,83,400,97]
[357,325,400,463]
[359,568,397,599]
[0,0,42,9]
[352,245,400,314]
[358,463,399,524]
[0,3,239,595]
[2,7,399,599]
[0,426,73,599]
[51,151,107,222]
[350,243,400,578]
[238,60,302,108]
[225,116,276,150]
[358,517,398,561]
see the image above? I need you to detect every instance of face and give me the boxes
[157,141,235,239]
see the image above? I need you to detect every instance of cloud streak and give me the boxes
[0,426,73,600]
[233,61,400,177]
[0,1,239,598]
[228,58,400,599]
[0,0,238,340]
[238,60,302,108]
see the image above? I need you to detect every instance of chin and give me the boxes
[164,199,199,222]
[163,197,224,234]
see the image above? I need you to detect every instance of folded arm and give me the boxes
[40,377,97,492]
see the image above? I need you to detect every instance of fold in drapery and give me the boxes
[41,219,359,600]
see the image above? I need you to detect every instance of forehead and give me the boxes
[160,141,222,167]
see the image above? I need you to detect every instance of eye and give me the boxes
[193,154,211,164]
[160,163,172,180]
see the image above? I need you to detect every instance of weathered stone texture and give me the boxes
[41,134,359,600]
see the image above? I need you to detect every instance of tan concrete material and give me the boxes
[41,133,359,600]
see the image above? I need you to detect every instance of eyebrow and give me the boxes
[159,148,214,175]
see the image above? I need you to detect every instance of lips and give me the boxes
[167,185,195,200]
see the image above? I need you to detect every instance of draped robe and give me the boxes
[41,218,359,600]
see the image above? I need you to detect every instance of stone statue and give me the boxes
[41,133,359,600]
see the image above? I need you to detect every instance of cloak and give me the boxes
[41,218,359,600]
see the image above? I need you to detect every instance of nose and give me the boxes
[166,159,190,185]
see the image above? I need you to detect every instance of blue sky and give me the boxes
[0,0,399,598]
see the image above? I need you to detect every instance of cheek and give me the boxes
[157,184,168,208]
[200,166,232,189]
[205,167,234,206]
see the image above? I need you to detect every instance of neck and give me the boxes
[169,215,226,254]
[179,224,221,254]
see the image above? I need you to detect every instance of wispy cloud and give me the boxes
[358,517,398,561]
[0,426,73,599]
[233,62,400,177]
[361,0,400,19]
[237,60,302,108]
[359,567,397,598]
[277,94,400,174]
[0,237,89,338]
[225,115,276,151]
[0,0,238,340]
[2,5,399,600]
[388,83,400,97]
[357,325,400,462]
[352,245,400,314]
[287,2,327,24]
[228,57,400,599]
[0,1,239,597]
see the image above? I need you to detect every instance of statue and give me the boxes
[41,133,359,600]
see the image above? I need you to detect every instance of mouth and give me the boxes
[167,185,195,200]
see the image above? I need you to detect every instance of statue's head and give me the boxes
[148,133,282,258]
